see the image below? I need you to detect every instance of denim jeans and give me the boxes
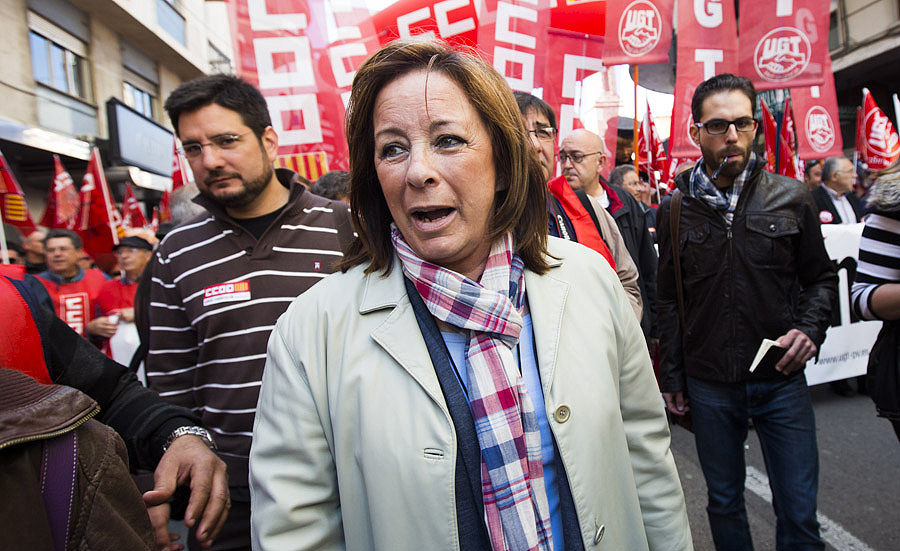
[686,374,824,551]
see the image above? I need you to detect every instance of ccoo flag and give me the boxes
[78,148,121,269]
[39,155,80,230]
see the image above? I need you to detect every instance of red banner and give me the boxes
[120,183,148,231]
[603,0,673,66]
[171,141,188,191]
[737,0,829,91]
[78,148,121,269]
[779,96,801,179]
[637,101,668,187]
[791,53,842,160]
[40,155,80,230]
[861,88,900,171]
[225,0,382,171]
[760,100,778,172]
[669,0,738,158]
[477,0,552,93]
[370,0,479,48]
[0,149,38,236]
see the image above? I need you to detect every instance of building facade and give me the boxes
[0,0,233,225]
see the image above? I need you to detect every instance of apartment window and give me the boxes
[29,30,91,102]
[123,82,155,118]
[157,0,186,46]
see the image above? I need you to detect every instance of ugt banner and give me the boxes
[602,0,674,66]
[791,53,843,160]
[226,0,382,171]
[669,0,738,158]
[737,0,830,90]
[861,88,900,171]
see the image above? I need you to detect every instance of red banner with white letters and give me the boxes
[602,0,673,66]
[861,88,900,171]
[791,53,843,160]
[225,0,382,171]
[669,0,738,158]
[737,0,829,91]
[477,0,552,93]
[370,0,479,48]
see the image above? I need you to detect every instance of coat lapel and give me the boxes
[525,256,568,398]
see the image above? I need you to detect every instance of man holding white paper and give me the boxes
[657,74,838,551]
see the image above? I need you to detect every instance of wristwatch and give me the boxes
[164,426,217,452]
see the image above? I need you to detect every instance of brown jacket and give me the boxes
[0,368,153,550]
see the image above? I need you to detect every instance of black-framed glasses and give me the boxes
[179,132,253,159]
[558,150,603,164]
[695,117,757,135]
[527,127,558,143]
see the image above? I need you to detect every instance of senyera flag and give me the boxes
[78,147,122,271]
[737,0,830,90]
[39,155,81,230]
[791,53,843,160]
[0,149,38,236]
[861,88,900,171]
[670,0,738,158]
[603,0,673,65]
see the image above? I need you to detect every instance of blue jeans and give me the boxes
[686,374,824,551]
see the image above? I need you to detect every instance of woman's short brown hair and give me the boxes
[339,38,549,275]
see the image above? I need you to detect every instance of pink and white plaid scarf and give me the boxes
[392,226,553,551]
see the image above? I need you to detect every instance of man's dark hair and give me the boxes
[5,240,24,256]
[803,158,822,176]
[44,229,82,249]
[513,91,557,129]
[608,164,637,187]
[164,75,272,139]
[821,156,849,183]
[691,73,757,123]
[310,171,350,201]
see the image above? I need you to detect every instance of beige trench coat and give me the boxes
[250,237,692,551]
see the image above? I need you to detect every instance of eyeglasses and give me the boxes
[695,117,757,135]
[179,132,253,159]
[558,150,603,164]
[527,127,558,143]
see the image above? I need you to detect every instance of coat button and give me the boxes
[593,524,605,544]
[553,405,571,423]
[769,224,777,232]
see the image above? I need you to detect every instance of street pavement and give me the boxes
[669,382,900,551]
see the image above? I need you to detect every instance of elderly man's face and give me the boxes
[559,131,605,194]
[115,246,152,278]
[828,158,856,195]
[45,237,80,277]
[373,70,498,281]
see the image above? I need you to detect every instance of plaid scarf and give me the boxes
[391,226,553,551]
[689,151,759,225]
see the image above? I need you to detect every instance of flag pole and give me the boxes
[0,208,9,264]
[633,66,640,173]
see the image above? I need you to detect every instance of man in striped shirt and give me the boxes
[148,75,352,550]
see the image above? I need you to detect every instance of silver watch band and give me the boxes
[164,426,216,452]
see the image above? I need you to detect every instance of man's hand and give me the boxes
[663,391,689,415]
[86,316,118,338]
[119,307,135,323]
[143,435,230,549]
[775,329,817,374]
[147,502,184,551]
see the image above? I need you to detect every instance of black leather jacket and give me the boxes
[657,165,838,391]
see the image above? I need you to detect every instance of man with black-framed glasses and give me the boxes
[657,73,836,551]
[147,75,353,550]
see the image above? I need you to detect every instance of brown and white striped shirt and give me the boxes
[147,170,352,488]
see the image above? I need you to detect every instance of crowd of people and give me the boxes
[2,37,899,551]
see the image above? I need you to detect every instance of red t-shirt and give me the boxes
[36,269,108,337]
[95,278,138,317]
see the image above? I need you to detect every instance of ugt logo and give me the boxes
[618,0,662,57]
[804,106,835,153]
[754,27,810,82]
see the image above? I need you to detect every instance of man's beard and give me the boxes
[200,163,274,209]
[702,146,751,185]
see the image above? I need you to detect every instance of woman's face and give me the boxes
[373,70,498,281]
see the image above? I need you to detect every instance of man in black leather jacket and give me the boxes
[657,74,837,551]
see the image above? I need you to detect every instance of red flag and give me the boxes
[0,149,38,235]
[638,102,669,187]
[737,0,829,90]
[171,140,187,191]
[778,96,801,179]
[861,88,900,171]
[120,183,148,230]
[78,148,121,269]
[370,0,479,48]
[791,53,843,160]
[670,0,738,158]
[760,100,778,172]
[40,155,81,229]
[150,207,160,233]
[159,191,172,224]
[603,0,674,66]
